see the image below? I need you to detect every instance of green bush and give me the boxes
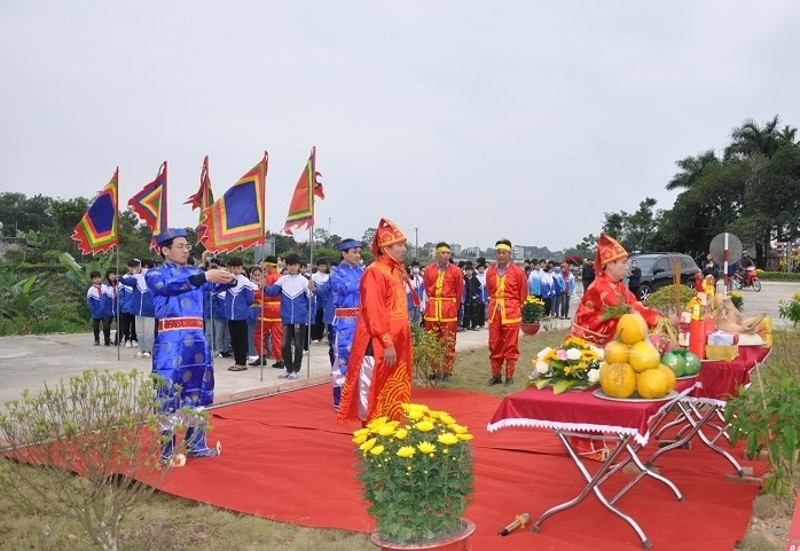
[643,284,696,315]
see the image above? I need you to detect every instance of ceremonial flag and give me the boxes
[198,152,268,253]
[72,168,120,255]
[184,155,215,212]
[128,161,168,246]
[282,146,325,235]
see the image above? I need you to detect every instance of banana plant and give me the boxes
[0,272,52,332]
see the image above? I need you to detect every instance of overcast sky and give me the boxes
[2,1,799,251]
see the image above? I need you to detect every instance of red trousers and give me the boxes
[253,320,283,361]
[488,322,520,377]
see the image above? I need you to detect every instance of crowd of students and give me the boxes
[88,252,591,373]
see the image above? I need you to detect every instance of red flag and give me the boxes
[185,155,215,212]
[282,146,325,235]
[72,168,120,255]
[198,152,268,253]
[128,162,168,247]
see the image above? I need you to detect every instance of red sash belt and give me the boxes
[158,317,204,331]
[335,307,360,318]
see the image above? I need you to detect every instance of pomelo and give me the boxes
[604,340,630,364]
[627,340,661,373]
[614,312,649,345]
[599,362,636,399]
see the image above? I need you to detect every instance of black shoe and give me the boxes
[104,342,110,347]
[428,372,440,380]
[249,356,267,367]
[272,360,285,369]
[220,351,232,358]
[441,374,452,382]
[93,340,100,346]
[504,377,515,386]
[486,376,502,386]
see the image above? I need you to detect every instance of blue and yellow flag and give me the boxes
[198,152,268,253]
[128,162,168,247]
[72,168,120,255]
[282,146,325,235]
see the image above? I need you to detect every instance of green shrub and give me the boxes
[643,284,696,315]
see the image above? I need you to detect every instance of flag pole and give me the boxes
[306,226,314,379]
[115,244,121,361]
[259,153,268,383]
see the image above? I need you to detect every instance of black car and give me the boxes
[627,253,701,300]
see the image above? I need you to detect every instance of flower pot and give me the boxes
[520,322,541,336]
[370,519,476,551]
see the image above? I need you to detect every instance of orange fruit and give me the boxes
[636,368,672,399]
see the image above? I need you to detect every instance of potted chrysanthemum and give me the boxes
[352,403,475,550]
[520,296,546,335]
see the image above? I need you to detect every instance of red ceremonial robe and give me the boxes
[423,262,464,374]
[486,262,529,376]
[570,272,661,346]
[338,254,412,424]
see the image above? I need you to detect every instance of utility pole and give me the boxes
[414,227,419,261]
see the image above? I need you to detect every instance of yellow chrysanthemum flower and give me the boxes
[456,433,474,441]
[406,408,426,421]
[352,433,368,444]
[377,421,399,436]
[367,416,388,431]
[437,432,459,446]
[393,428,409,440]
[438,414,456,426]
[359,437,377,452]
[370,445,385,456]
[450,424,468,434]
[397,446,416,458]
[417,441,436,454]
[414,420,435,432]
[353,427,370,438]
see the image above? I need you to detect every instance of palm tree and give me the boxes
[724,115,781,160]
[666,150,718,190]
[777,125,798,146]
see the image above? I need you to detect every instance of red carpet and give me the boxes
[154,385,765,550]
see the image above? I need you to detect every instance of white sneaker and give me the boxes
[142,352,151,358]
[287,372,298,380]
[125,341,132,348]
[134,352,143,358]
[312,339,320,344]
[247,355,259,362]
[131,340,138,347]
[277,371,290,379]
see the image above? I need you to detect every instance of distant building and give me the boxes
[512,245,524,260]
[461,246,481,258]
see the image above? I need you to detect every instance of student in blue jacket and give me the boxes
[224,257,254,372]
[87,270,109,345]
[262,253,315,380]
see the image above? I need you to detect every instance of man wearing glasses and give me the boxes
[146,228,235,464]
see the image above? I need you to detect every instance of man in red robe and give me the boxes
[569,234,661,345]
[486,239,529,386]
[423,242,464,381]
[568,233,665,460]
[337,218,413,424]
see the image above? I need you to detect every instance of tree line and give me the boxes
[596,115,800,268]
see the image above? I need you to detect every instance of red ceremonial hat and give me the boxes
[371,218,406,256]
[594,233,628,273]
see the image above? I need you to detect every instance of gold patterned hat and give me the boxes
[371,218,406,255]
[594,233,628,273]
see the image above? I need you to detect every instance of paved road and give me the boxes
[0,281,794,408]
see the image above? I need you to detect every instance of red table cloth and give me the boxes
[487,379,696,446]
[691,346,770,405]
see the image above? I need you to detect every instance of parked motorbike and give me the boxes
[732,266,761,292]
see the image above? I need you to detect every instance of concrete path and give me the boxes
[0,281,794,408]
